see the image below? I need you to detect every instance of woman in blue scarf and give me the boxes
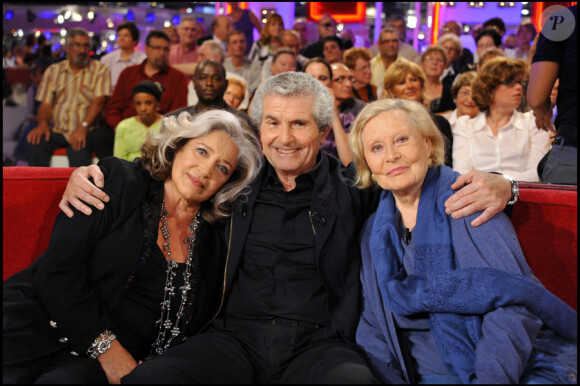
[349,98,577,384]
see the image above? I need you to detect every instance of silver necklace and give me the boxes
[149,198,200,358]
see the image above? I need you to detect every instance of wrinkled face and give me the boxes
[455,85,478,118]
[67,35,91,68]
[117,28,136,50]
[362,110,431,197]
[421,52,446,77]
[146,37,170,69]
[170,131,239,206]
[281,33,300,55]
[271,53,297,76]
[389,71,422,102]
[352,57,372,87]
[260,95,329,182]
[223,83,244,109]
[228,33,247,57]
[492,77,524,110]
[323,41,342,64]
[133,92,158,123]
[178,20,198,46]
[440,41,458,63]
[194,63,227,104]
[379,32,399,58]
[331,65,354,102]
[476,35,496,57]
[305,62,331,88]
[441,21,461,37]
[268,19,284,38]
[318,16,336,38]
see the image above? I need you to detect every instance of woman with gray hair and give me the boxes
[350,98,577,384]
[3,109,263,383]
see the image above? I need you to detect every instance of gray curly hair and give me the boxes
[140,109,263,223]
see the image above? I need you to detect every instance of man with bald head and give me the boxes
[261,30,307,81]
[198,15,232,54]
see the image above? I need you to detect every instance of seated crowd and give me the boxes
[2,6,577,384]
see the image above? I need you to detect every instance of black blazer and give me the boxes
[3,158,226,365]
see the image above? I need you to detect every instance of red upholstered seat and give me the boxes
[3,167,75,280]
[512,183,577,310]
[2,168,577,311]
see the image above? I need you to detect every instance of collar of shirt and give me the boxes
[262,152,322,189]
[474,110,527,133]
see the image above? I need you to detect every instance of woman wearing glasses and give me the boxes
[453,57,550,182]
[420,46,456,115]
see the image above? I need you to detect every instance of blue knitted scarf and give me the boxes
[369,165,577,384]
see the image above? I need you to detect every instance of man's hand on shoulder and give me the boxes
[444,170,511,227]
[59,165,109,218]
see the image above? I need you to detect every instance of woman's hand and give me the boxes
[97,340,139,384]
[59,165,109,218]
[444,170,511,227]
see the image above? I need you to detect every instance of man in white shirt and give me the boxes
[223,30,261,96]
[370,27,399,99]
[100,22,147,91]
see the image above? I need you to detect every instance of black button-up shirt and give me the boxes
[224,158,331,325]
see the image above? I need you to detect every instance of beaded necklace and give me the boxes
[148,198,200,358]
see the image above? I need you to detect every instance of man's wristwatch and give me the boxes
[87,330,117,360]
[80,121,89,128]
[502,174,519,205]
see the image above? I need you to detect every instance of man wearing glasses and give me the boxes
[105,30,189,131]
[302,14,353,59]
[27,28,112,167]
[370,27,400,99]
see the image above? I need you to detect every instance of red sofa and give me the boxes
[2,167,577,310]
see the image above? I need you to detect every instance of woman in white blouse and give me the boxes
[452,57,550,182]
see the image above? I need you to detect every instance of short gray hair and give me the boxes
[140,109,263,222]
[200,39,225,62]
[250,71,333,132]
[350,99,445,189]
[66,27,90,47]
[438,33,463,56]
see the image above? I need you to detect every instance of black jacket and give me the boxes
[217,153,380,342]
[3,158,226,365]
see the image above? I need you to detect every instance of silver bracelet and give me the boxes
[87,330,117,360]
[502,174,519,205]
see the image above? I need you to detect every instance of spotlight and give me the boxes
[5,10,14,20]
[87,11,96,24]
[172,15,181,25]
[26,9,36,23]
[145,12,156,23]
[126,10,135,22]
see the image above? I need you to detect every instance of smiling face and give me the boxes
[362,110,431,199]
[388,71,422,102]
[260,95,329,184]
[168,130,239,207]
[455,85,479,118]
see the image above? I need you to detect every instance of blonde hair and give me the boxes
[140,109,263,223]
[350,99,445,189]
[383,58,427,107]
[226,77,247,96]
